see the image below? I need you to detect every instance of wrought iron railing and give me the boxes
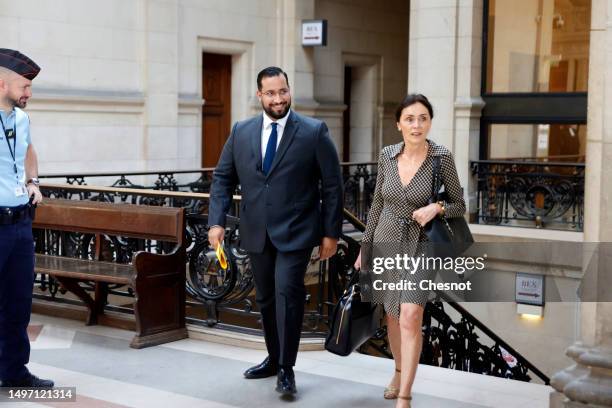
[35,178,549,383]
[340,161,377,222]
[471,160,584,231]
[42,159,585,233]
[360,297,549,384]
[34,183,342,337]
[39,168,213,192]
[39,163,378,224]
[421,296,549,383]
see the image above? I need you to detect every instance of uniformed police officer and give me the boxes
[0,49,53,388]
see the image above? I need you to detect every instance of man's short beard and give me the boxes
[4,96,25,109]
[262,100,291,120]
[13,97,26,109]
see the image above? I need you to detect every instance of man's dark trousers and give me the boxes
[0,217,35,382]
[249,235,312,367]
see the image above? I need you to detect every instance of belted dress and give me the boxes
[361,139,466,318]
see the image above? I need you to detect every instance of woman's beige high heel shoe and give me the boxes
[383,368,401,399]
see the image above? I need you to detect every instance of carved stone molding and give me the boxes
[550,342,590,408]
[28,87,145,114]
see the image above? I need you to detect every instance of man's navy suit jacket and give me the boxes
[208,110,343,253]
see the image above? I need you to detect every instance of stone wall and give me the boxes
[1,0,409,173]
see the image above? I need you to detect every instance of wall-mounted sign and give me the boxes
[537,124,550,150]
[515,273,545,306]
[302,20,327,46]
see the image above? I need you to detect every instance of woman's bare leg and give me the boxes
[385,313,402,397]
[396,303,424,407]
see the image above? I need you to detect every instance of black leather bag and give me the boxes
[325,268,382,356]
[423,156,474,258]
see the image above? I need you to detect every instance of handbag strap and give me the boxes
[430,156,442,203]
[345,266,361,291]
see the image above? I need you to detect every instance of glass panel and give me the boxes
[487,123,586,162]
[486,0,591,93]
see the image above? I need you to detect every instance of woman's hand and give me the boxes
[412,203,442,227]
[354,250,362,270]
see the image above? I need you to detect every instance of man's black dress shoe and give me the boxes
[243,356,278,379]
[276,367,297,396]
[1,374,54,388]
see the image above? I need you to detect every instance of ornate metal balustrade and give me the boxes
[35,184,264,330]
[471,160,584,231]
[340,161,377,223]
[35,181,548,383]
[35,183,345,338]
[360,298,550,384]
[41,168,214,193]
[421,297,549,383]
[40,163,378,224]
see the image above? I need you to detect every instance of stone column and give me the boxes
[453,0,485,218]
[551,0,612,406]
[550,343,590,407]
[408,0,483,213]
[255,0,318,117]
[408,0,458,150]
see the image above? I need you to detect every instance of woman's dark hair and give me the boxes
[257,66,290,90]
[395,94,434,122]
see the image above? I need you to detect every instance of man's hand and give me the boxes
[318,237,338,261]
[208,226,225,249]
[412,203,442,227]
[26,184,42,205]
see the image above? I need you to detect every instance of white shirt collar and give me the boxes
[262,109,291,130]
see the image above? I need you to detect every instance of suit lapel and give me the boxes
[265,111,299,179]
[249,115,264,171]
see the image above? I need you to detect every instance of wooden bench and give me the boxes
[33,198,188,349]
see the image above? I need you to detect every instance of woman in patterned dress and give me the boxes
[354,94,466,407]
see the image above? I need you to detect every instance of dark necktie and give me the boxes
[262,122,278,174]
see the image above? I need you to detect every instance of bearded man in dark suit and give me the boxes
[208,66,343,397]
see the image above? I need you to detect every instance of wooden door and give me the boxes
[202,53,232,168]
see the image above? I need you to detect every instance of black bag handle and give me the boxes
[343,266,361,292]
[430,156,442,203]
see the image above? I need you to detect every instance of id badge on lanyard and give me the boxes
[0,115,25,196]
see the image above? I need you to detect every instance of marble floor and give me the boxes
[0,314,553,407]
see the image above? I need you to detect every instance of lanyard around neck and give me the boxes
[0,114,18,175]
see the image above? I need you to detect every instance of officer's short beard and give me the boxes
[12,96,27,109]
[3,95,26,109]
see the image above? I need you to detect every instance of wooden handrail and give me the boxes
[343,208,365,232]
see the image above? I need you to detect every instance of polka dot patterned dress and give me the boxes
[361,139,466,318]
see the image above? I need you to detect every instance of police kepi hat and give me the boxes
[0,49,40,80]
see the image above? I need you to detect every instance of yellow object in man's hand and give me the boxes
[216,243,228,270]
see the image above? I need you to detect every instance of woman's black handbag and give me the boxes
[325,268,382,356]
[423,156,474,258]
